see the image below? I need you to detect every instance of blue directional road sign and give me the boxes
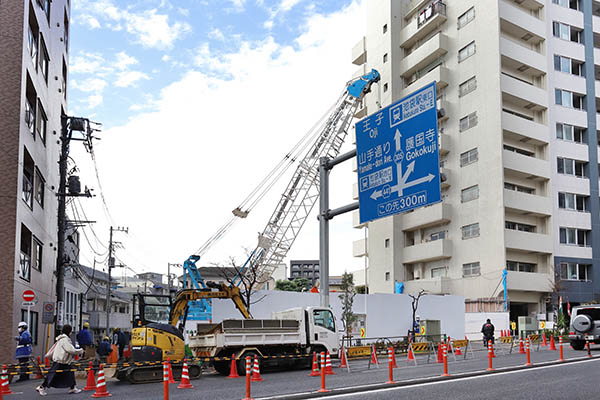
[356,81,441,224]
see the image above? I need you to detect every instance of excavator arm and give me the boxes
[169,286,252,326]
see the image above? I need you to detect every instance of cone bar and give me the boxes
[318,352,329,393]
[162,362,169,400]
[486,341,494,371]
[83,361,97,391]
[177,360,193,389]
[243,357,253,400]
[92,364,112,398]
[559,336,565,362]
[441,343,450,376]
[385,348,395,384]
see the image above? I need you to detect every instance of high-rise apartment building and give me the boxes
[0,0,70,361]
[351,0,600,320]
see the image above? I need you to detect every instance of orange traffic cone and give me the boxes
[34,356,44,379]
[0,366,13,395]
[92,364,111,398]
[549,335,557,351]
[519,337,525,354]
[455,346,463,356]
[177,360,193,389]
[338,347,348,369]
[167,358,176,384]
[83,361,96,391]
[325,352,335,375]
[407,345,415,362]
[542,334,548,347]
[251,355,263,382]
[370,345,379,366]
[227,354,240,378]
[436,343,443,363]
[309,352,320,377]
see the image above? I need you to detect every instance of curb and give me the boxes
[256,355,600,399]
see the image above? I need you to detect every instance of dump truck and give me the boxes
[188,306,339,375]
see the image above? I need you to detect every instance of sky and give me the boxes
[67,0,369,282]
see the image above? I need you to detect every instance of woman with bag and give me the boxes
[36,324,84,396]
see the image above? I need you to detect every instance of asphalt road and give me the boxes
[8,344,598,399]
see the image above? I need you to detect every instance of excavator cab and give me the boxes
[132,294,172,328]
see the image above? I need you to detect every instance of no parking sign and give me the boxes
[42,302,55,324]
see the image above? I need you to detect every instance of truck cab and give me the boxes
[273,306,339,356]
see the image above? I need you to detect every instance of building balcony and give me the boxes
[404,0,430,21]
[439,132,450,155]
[352,238,367,257]
[354,102,367,119]
[352,64,367,80]
[503,189,551,217]
[404,65,449,95]
[399,1,447,49]
[352,210,366,229]
[437,98,449,123]
[501,110,548,145]
[404,276,451,295]
[593,15,600,34]
[504,229,552,254]
[554,174,589,196]
[352,36,366,65]
[499,0,545,40]
[557,244,593,259]
[402,201,451,231]
[500,73,547,111]
[506,270,552,292]
[499,36,546,74]
[352,182,359,200]
[402,239,452,264]
[595,48,600,66]
[503,149,550,181]
[400,32,449,79]
[440,167,450,189]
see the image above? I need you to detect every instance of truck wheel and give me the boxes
[571,340,585,350]
[213,361,230,376]
[237,351,259,376]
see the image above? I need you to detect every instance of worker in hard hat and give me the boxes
[15,321,32,382]
[76,322,94,359]
[96,336,112,363]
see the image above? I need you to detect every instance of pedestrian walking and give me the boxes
[96,336,113,363]
[481,318,495,347]
[36,324,84,396]
[76,322,95,359]
[15,321,32,382]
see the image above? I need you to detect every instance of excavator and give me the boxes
[116,285,251,383]
[115,69,380,384]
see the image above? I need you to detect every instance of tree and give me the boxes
[338,272,357,342]
[355,285,366,294]
[409,290,426,341]
[275,278,310,292]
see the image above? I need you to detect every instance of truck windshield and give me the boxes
[313,310,335,332]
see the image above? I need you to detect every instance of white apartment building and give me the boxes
[351,0,600,320]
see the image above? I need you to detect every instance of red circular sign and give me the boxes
[22,290,35,302]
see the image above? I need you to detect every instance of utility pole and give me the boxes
[106,226,128,336]
[56,116,99,336]
[167,263,182,296]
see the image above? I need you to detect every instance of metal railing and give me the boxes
[417,1,447,28]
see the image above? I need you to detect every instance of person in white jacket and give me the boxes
[36,324,84,396]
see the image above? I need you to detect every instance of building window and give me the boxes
[554,89,584,109]
[505,221,535,233]
[36,101,47,144]
[431,267,447,278]
[383,83,388,92]
[19,224,32,282]
[38,36,49,82]
[383,53,388,63]
[21,310,38,345]
[552,21,582,43]
[461,185,479,203]
[459,112,477,132]
[41,0,51,21]
[458,41,475,63]
[507,261,536,273]
[503,144,534,157]
[34,168,45,207]
[385,272,390,281]
[22,150,35,209]
[556,123,584,143]
[384,238,390,248]
[552,0,580,10]
[27,21,39,65]
[558,192,587,212]
[460,148,478,167]
[64,10,69,51]
[459,76,476,97]
[462,262,480,277]
[64,290,78,328]
[461,223,480,239]
[383,24,387,34]
[457,7,475,29]
[32,236,43,272]
[559,227,590,246]
[62,58,68,99]
[504,182,535,194]
[430,231,446,241]
[560,262,590,281]
[553,55,583,76]
[557,157,586,177]
[24,99,36,136]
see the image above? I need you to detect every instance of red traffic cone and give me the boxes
[325,352,335,375]
[83,361,97,391]
[309,352,320,377]
[370,345,379,366]
[542,333,548,347]
[227,354,240,378]
[177,360,193,389]
[391,348,398,368]
[167,358,176,384]
[436,343,443,363]
[92,364,112,397]
[44,357,50,368]
[251,355,263,382]
[519,337,525,354]
[34,356,44,380]
[549,335,557,351]
[455,345,463,356]
[407,345,415,362]
[338,347,348,369]
[0,366,13,395]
